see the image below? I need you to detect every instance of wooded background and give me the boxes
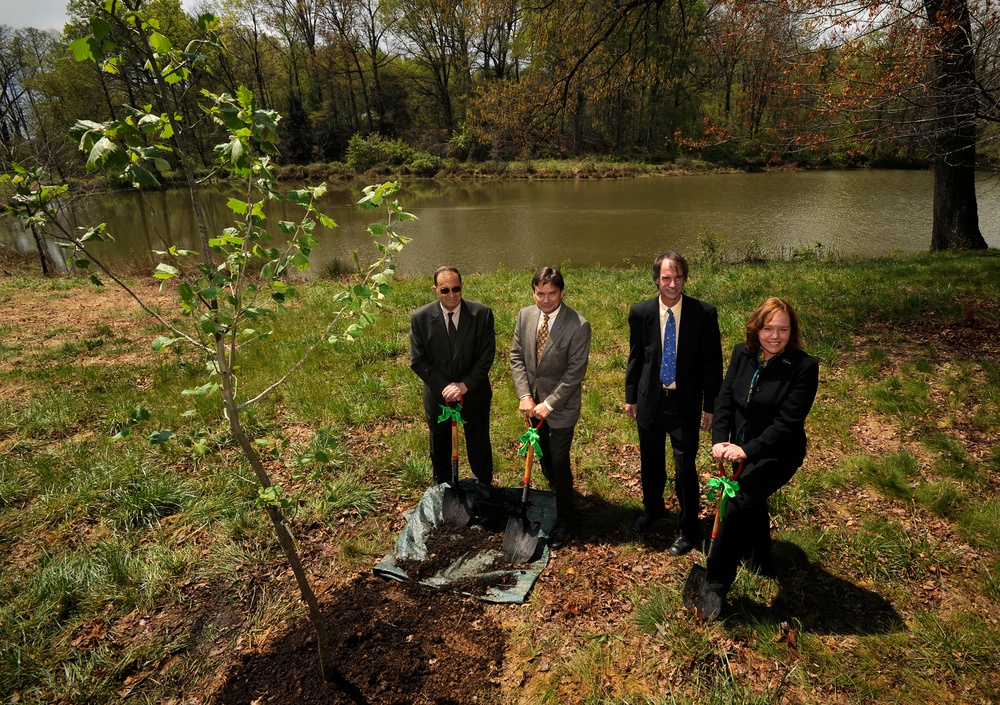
[2,0,997,249]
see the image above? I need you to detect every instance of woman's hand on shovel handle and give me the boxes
[712,442,747,463]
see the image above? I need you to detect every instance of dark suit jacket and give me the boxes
[509,304,592,429]
[625,293,723,429]
[410,299,495,423]
[712,343,819,466]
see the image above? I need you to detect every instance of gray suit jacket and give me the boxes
[509,304,592,429]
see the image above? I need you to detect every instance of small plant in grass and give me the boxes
[695,225,727,265]
[854,451,918,500]
[867,375,933,428]
[922,431,982,486]
[320,475,382,515]
[984,558,1000,600]
[957,499,1000,549]
[1,3,412,686]
[913,480,965,517]
[392,454,433,491]
[846,518,934,585]
[910,610,1000,686]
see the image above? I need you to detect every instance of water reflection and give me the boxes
[3,171,998,276]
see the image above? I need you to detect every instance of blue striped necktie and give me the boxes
[660,308,676,386]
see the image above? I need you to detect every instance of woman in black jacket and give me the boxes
[701,297,819,620]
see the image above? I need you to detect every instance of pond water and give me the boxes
[4,169,999,276]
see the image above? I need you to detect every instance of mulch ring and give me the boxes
[213,572,506,705]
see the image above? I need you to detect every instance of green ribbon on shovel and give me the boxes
[517,426,543,458]
[706,476,741,519]
[437,404,465,425]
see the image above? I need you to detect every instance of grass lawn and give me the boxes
[1,249,999,704]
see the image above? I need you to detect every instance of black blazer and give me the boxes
[712,343,819,465]
[625,293,723,429]
[410,299,495,422]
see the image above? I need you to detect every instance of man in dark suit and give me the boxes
[625,252,723,556]
[510,267,592,549]
[410,266,495,487]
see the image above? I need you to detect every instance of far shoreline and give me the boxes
[21,157,941,197]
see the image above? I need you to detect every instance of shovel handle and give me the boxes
[448,396,463,461]
[519,415,542,506]
[710,459,744,540]
[520,444,534,506]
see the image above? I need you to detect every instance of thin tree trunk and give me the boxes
[29,223,50,276]
[218,347,337,682]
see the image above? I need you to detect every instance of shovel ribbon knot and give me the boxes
[437,404,465,425]
[706,476,741,518]
[517,427,543,458]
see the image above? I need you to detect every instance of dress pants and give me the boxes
[537,423,575,530]
[706,456,799,593]
[429,398,493,485]
[637,391,701,539]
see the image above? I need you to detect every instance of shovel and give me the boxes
[503,416,543,563]
[440,399,473,526]
[682,460,744,614]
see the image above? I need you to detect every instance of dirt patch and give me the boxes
[212,573,505,705]
[841,314,1000,460]
[859,314,1000,360]
[0,278,175,375]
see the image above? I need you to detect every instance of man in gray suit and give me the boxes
[411,266,495,487]
[510,267,592,549]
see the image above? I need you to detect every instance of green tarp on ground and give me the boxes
[374,479,557,604]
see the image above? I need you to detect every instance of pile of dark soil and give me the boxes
[397,522,519,595]
[213,572,506,705]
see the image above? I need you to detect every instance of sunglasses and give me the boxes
[437,286,462,294]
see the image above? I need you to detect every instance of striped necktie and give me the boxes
[536,313,550,364]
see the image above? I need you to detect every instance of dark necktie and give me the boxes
[660,308,676,386]
[447,312,457,351]
[536,313,549,365]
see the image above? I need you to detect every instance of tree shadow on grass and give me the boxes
[726,540,905,636]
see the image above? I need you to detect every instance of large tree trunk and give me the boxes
[925,0,988,251]
[930,158,983,251]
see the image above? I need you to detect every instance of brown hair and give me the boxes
[651,251,689,283]
[531,266,564,291]
[745,297,803,355]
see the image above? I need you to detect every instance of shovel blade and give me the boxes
[682,564,708,610]
[441,486,473,527]
[503,514,540,563]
